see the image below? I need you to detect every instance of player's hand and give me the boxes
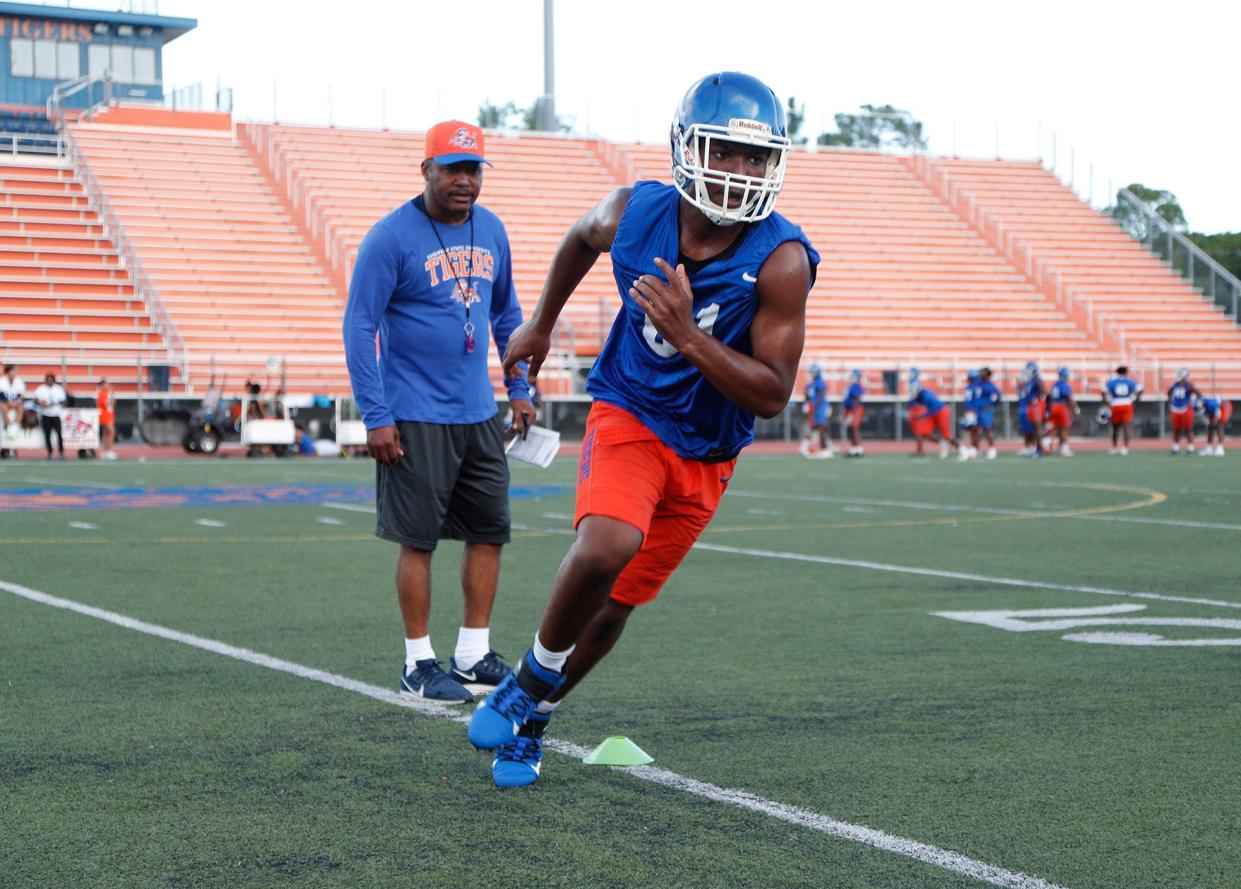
[502,321,551,383]
[367,425,404,467]
[507,398,536,439]
[631,257,697,351]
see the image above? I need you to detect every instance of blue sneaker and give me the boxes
[491,711,550,789]
[449,650,513,693]
[468,650,565,750]
[400,659,474,704]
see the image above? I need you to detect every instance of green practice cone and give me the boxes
[582,735,653,766]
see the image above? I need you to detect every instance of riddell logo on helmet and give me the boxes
[449,128,478,150]
[729,117,771,134]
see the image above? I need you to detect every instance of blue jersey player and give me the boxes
[799,363,833,458]
[975,367,1001,459]
[1200,395,1231,456]
[1167,368,1201,454]
[842,368,865,456]
[470,72,819,788]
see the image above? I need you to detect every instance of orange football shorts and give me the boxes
[575,402,735,607]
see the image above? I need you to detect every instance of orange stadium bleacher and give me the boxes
[5,107,1236,405]
[0,160,177,395]
[69,114,345,395]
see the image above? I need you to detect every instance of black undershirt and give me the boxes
[677,224,751,275]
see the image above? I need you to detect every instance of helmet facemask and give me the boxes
[671,122,790,227]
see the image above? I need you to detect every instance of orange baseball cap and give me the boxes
[424,120,492,167]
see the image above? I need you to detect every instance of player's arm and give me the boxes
[637,241,812,418]
[502,187,632,382]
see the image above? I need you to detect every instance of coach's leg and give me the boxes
[461,541,501,627]
[396,545,433,639]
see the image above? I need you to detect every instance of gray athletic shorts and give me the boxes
[375,418,511,550]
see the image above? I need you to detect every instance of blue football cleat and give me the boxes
[491,711,550,789]
[468,650,564,750]
[449,650,513,692]
[400,659,474,704]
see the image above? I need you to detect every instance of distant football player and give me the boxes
[1016,362,1045,457]
[975,366,1001,459]
[958,369,982,461]
[470,72,819,788]
[799,363,832,458]
[842,368,865,456]
[1167,368,1201,454]
[1047,366,1079,457]
[1200,396,1231,456]
[1102,366,1143,455]
[906,368,961,459]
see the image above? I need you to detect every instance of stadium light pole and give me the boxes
[538,0,556,132]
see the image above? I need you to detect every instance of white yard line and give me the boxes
[0,577,1067,889]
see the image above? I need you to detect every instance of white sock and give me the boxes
[453,626,490,669]
[532,633,574,673]
[535,699,562,715]
[404,635,434,668]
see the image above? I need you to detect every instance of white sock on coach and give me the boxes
[454,626,490,669]
[404,635,435,668]
[532,633,574,673]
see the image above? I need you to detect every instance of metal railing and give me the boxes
[46,72,113,123]
[907,154,1143,366]
[46,78,189,387]
[0,130,63,157]
[1115,187,1240,323]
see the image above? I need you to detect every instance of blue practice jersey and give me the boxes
[1018,375,1042,406]
[587,181,820,461]
[1050,380,1073,403]
[343,198,529,428]
[977,380,1001,412]
[1168,382,1195,411]
[909,387,945,413]
[963,382,983,411]
[843,382,864,410]
[1202,396,1221,418]
[805,377,828,422]
[1105,377,1141,405]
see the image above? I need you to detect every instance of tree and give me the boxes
[817,104,926,150]
[478,98,573,133]
[785,96,806,145]
[1188,231,1241,281]
[1107,183,1187,242]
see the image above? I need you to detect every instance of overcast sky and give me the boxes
[143,0,1238,233]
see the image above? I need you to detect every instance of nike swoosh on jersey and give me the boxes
[741,272,758,283]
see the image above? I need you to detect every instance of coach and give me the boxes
[343,119,535,704]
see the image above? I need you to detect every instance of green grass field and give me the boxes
[2,451,1239,888]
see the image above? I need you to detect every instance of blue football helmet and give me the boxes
[808,363,822,377]
[967,368,980,381]
[849,368,862,382]
[1058,366,1072,381]
[670,72,790,227]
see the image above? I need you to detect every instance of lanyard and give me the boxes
[427,212,477,354]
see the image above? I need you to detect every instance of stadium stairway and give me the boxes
[68,112,346,396]
[910,156,1241,396]
[0,158,177,395]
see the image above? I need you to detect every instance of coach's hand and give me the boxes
[507,398,537,439]
[632,258,697,351]
[368,425,404,466]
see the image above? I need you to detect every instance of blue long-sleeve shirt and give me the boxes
[343,198,529,428]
